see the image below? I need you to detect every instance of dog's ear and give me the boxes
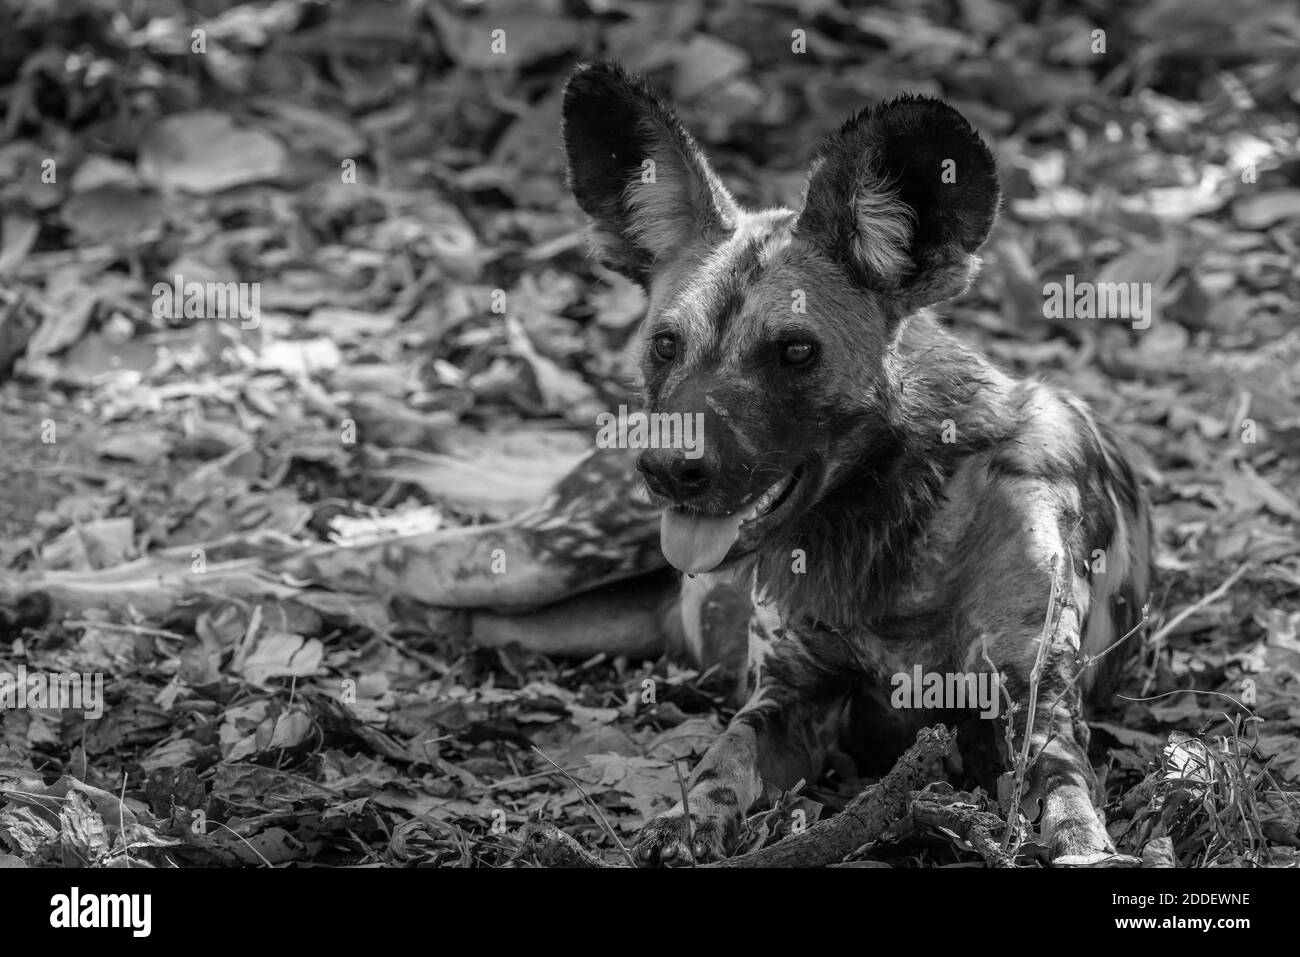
[562,62,738,286]
[797,95,1000,312]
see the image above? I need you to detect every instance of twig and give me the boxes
[516,820,606,867]
[63,619,186,641]
[117,772,133,868]
[672,758,695,867]
[485,766,588,791]
[980,639,1024,854]
[705,725,955,868]
[516,726,955,868]
[979,639,1017,757]
[1001,553,1062,853]
[203,819,274,867]
[910,793,1016,867]
[1141,564,1249,698]
[1036,603,1152,756]
[1116,689,1252,710]
[1147,564,1249,648]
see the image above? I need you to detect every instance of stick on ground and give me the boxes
[518,724,955,868]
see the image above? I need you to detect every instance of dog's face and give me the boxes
[562,63,1001,574]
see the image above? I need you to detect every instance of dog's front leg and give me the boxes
[1021,687,1115,863]
[635,618,849,866]
[994,635,1114,863]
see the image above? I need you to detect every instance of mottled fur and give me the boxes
[563,63,1152,866]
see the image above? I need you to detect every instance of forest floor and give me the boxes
[0,0,1298,867]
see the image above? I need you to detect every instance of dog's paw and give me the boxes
[634,809,730,867]
[1044,814,1119,866]
[1040,806,1112,863]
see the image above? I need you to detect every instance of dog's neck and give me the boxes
[748,312,1019,632]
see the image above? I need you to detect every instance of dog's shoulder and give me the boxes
[899,372,1150,680]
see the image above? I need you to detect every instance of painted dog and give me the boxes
[562,63,1151,865]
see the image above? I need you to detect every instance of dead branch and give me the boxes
[707,725,954,867]
[516,725,955,868]
[909,792,1017,867]
[516,821,607,868]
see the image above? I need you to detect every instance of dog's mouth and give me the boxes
[659,467,802,574]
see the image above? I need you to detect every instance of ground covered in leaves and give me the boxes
[1,0,1299,867]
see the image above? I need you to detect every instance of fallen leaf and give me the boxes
[1233,189,1300,230]
[580,753,681,820]
[138,111,289,194]
[236,632,325,687]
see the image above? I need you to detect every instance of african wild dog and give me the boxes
[562,63,1152,865]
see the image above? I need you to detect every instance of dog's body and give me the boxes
[562,63,1152,865]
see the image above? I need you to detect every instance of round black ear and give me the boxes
[561,63,663,254]
[561,62,737,287]
[797,95,1001,310]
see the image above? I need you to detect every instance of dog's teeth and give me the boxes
[747,474,793,518]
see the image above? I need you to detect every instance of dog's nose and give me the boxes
[638,448,712,501]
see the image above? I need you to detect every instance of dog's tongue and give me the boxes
[660,508,744,574]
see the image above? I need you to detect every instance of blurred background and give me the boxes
[0,0,1297,867]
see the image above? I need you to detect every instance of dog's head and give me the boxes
[563,63,1000,575]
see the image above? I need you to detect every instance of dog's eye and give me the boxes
[781,341,816,367]
[653,333,678,361]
